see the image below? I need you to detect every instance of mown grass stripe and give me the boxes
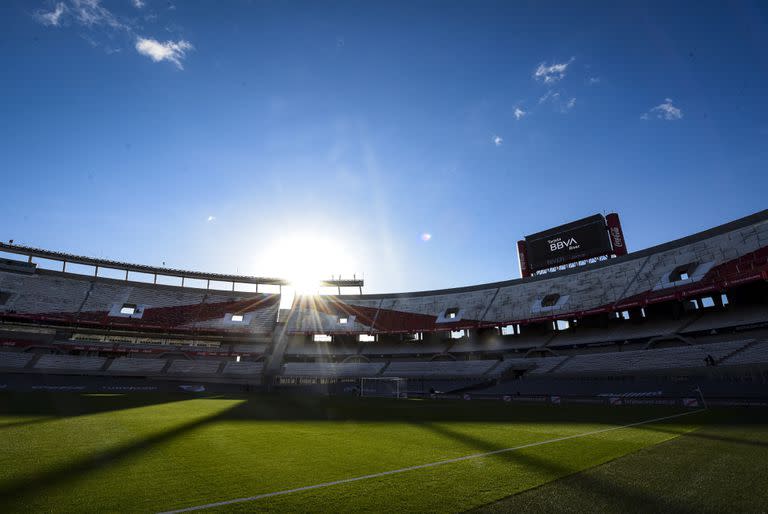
[159,409,703,513]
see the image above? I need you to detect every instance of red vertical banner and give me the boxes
[517,240,532,277]
[606,213,628,256]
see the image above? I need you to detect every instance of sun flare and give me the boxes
[256,234,356,294]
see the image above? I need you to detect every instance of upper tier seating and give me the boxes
[0,273,91,315]
[681,306,768,333]
[0,270,279,333]
[35,354,106,371]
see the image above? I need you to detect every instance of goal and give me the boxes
[360,377,407,398]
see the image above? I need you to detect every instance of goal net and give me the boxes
[360,377,407,398]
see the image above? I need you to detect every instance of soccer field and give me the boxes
[0,393,766,513]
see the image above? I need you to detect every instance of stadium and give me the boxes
[1,210,768,512]
[4,1,768,512]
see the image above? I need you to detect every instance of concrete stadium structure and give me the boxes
[1,210,767,403]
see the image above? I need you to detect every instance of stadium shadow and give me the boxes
[0,399,245,507]
[419,422,692,514]
[641,424,768,449]
[0,392,209,419]
[0,417,56,431]
[210,394,703,424]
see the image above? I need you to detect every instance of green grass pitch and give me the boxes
[0,393,766,513]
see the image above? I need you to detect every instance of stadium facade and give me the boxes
[1,210,767,405]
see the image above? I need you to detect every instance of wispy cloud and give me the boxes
[69,0,125,29]
[534,57,574,84]
[493,135,503,146]
[641,98,683,121]
[135,37,193,69]
[207,215,216,222]
[34,2,66,26]
[587,77,600,85]
[33,0,193,69]
[514,107,526,120]
[539,90,560,104]
[565,97,576,111]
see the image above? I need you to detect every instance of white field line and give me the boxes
[159,409,704,514]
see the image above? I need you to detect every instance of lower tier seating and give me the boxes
[108,358,166,374]
[35,354,106,371]
[167,360,220,374]
[282,362,385,377]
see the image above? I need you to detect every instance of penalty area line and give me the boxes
[158,409,704,513]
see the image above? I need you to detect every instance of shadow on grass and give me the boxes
[0,418,55,431]
[0,392,197,419]
[0,400,244,508]
[4,392,768,426]
[420,422,697,514]
[641,424,768,449]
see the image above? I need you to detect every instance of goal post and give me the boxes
[360,377,407,398]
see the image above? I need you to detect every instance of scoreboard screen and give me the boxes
[524,214,612,272]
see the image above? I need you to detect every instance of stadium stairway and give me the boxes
[717,339,761,365]
[24,353,42,370]
[160,360,173,374]
[483,360,503,376]
[263,322,290,375]
[546,355,573,373]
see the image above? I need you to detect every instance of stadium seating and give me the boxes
[282,362,385,377]
[720,341,768,366]
[35,354,106,371]
[493,356,569,375]
[383,360,498,377]
[167,360,221,375]
[108,358,166,374]
[222,361,264,376]
[0,351,33,368]
[553,340,752,374]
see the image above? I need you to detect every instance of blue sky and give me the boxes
[1,0,767,293]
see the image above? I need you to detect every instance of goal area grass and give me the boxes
[0,392,766,513]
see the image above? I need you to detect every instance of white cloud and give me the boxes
[642,98,683,121]
[493,135,503,146]
[35,2,66,26]
[534,58,574,84]
[565,97,576,110]
[207,215,216,222]
[539,90,560,104]
[33,1,194,69]
[135,37,193,69]
[70,0,124,29]
[514,107,526,120]
[587,77,600,85]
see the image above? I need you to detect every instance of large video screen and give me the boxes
[524,214,612,271]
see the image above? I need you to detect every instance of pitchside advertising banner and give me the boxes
[524,214,613,272]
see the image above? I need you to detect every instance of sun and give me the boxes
[256,233,356,295]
